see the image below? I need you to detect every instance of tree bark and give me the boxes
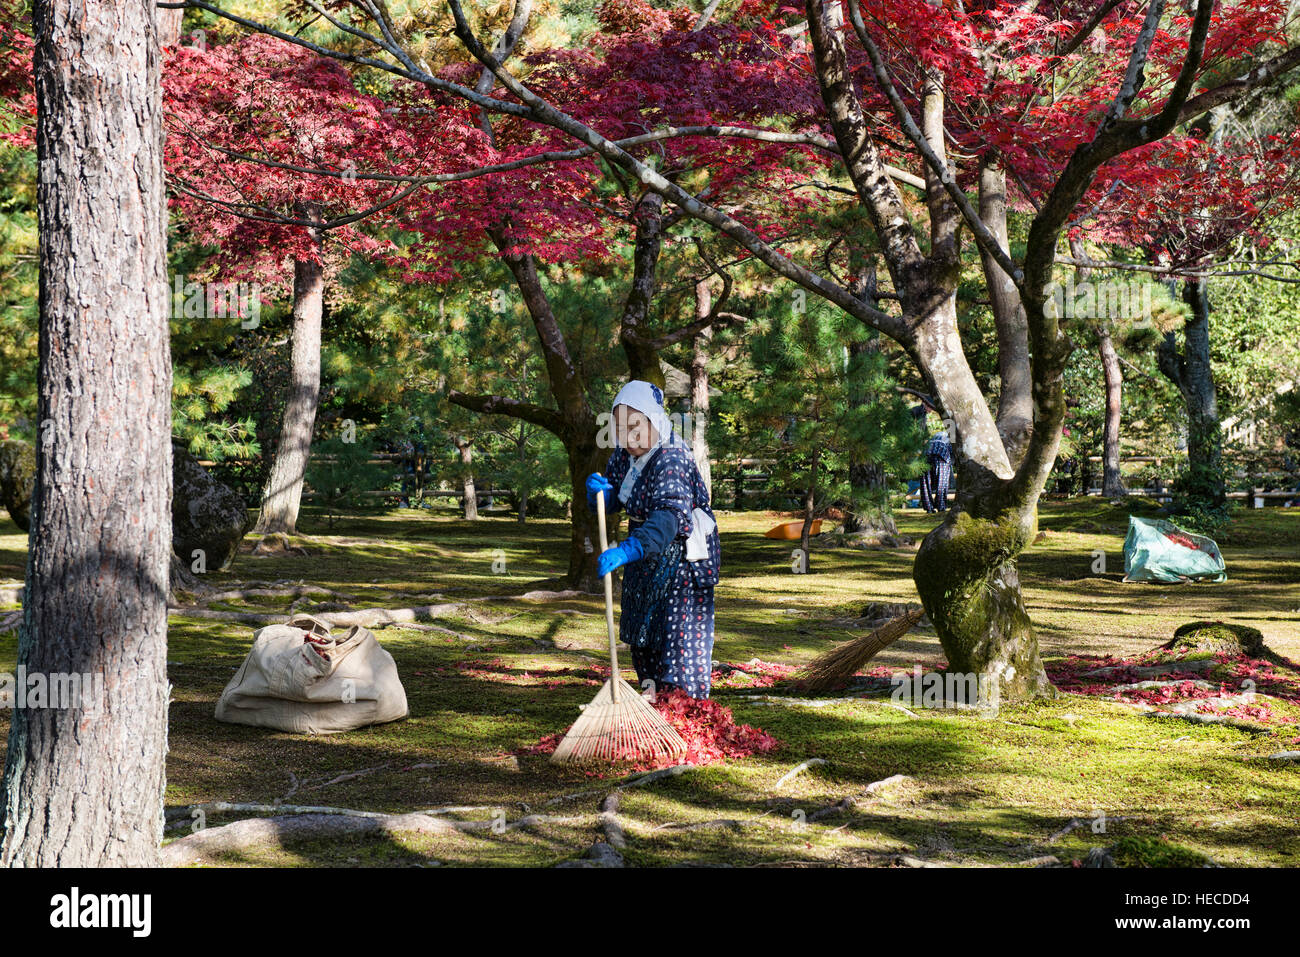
[800,450,818,573]
[455,436,478,520]
[566,436,606,590]
[514,421,529,524]
[979,159,1033,466]
[254,206,324,536]
[1158,277,1224,509]
[1098,324,1126,498]
[1070,237,1126,499]
[907,297,1055,701]
[804,4,1050,697]
[843,337,898,536]
[2,0,171,866]
[157,6,183,46]
[913,516,1054,700]
[619,192,669,388]
[690,280,713,497]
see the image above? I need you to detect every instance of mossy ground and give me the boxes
[0,498,1297,867]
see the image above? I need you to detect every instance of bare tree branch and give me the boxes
[446,389,565,434]
[847,0,1023,285]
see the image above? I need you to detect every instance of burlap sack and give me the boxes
[215,614,408,734]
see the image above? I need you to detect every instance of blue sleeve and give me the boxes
[627,447,693,559]
[630,509,680,557]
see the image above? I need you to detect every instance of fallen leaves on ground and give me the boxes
[520,687,780,774]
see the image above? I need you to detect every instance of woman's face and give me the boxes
[614,404,657,457]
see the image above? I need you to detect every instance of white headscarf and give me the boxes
[611,379,677,451]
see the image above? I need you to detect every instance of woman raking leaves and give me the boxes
[586,380,721,699]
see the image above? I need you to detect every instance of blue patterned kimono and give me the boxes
[920,431,953,513]
[604,437,721,698]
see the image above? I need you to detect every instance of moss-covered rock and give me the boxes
[172,440,252,573]
[1164,620,1264,656]
[0,439,36,531]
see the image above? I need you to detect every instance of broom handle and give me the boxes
[596,489,620,705]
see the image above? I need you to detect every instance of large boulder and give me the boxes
[0,439,35,531]
[173,440,252,573]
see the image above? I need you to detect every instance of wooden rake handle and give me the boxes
[595,489,620,704]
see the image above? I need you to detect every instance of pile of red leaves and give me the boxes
[521,688,780,773]
[1045,651,1300,727]
[711,658,799,689]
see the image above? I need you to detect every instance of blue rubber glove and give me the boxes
[586,472,615,512]
[597,536,643,577]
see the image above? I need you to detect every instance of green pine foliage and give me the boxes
[304,434,390,529]
[741,302,922,525]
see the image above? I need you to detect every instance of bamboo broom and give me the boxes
[797,607,926,692]
[551,489,688,765]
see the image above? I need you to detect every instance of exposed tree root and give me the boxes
[652,818,747,832]
[598,792,627,849]
[162,807,585,866]
[203,584,358,604]
[1048,815,1133,842]
[1082,659,1218,679]
[1143,711,1272,733]
[774,758,827,790]
[517,588,590,602]
[168,602,464,628]
[543,763,696,806]
[1106,679,1218,693]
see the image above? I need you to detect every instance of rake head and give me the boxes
[550,677,688,765]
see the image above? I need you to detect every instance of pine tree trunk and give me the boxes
[255,211,323,536]
[158,5,183,46]
[690,281,713,497]
[1157,279,1225,510]
[483,226,603,588]
[799,451,818,573]
[457,437,478,520]
[2,0,171,865]
[1098,324,1126,498]
[843,338,898,536]
[513,421,529,524]
[845,462,897,535]
[1180,278,1224,507]
[567,437,605,591]
[619,192,669,390]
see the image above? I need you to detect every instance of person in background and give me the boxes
[920,428,953,513]
[584,380,721,699]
